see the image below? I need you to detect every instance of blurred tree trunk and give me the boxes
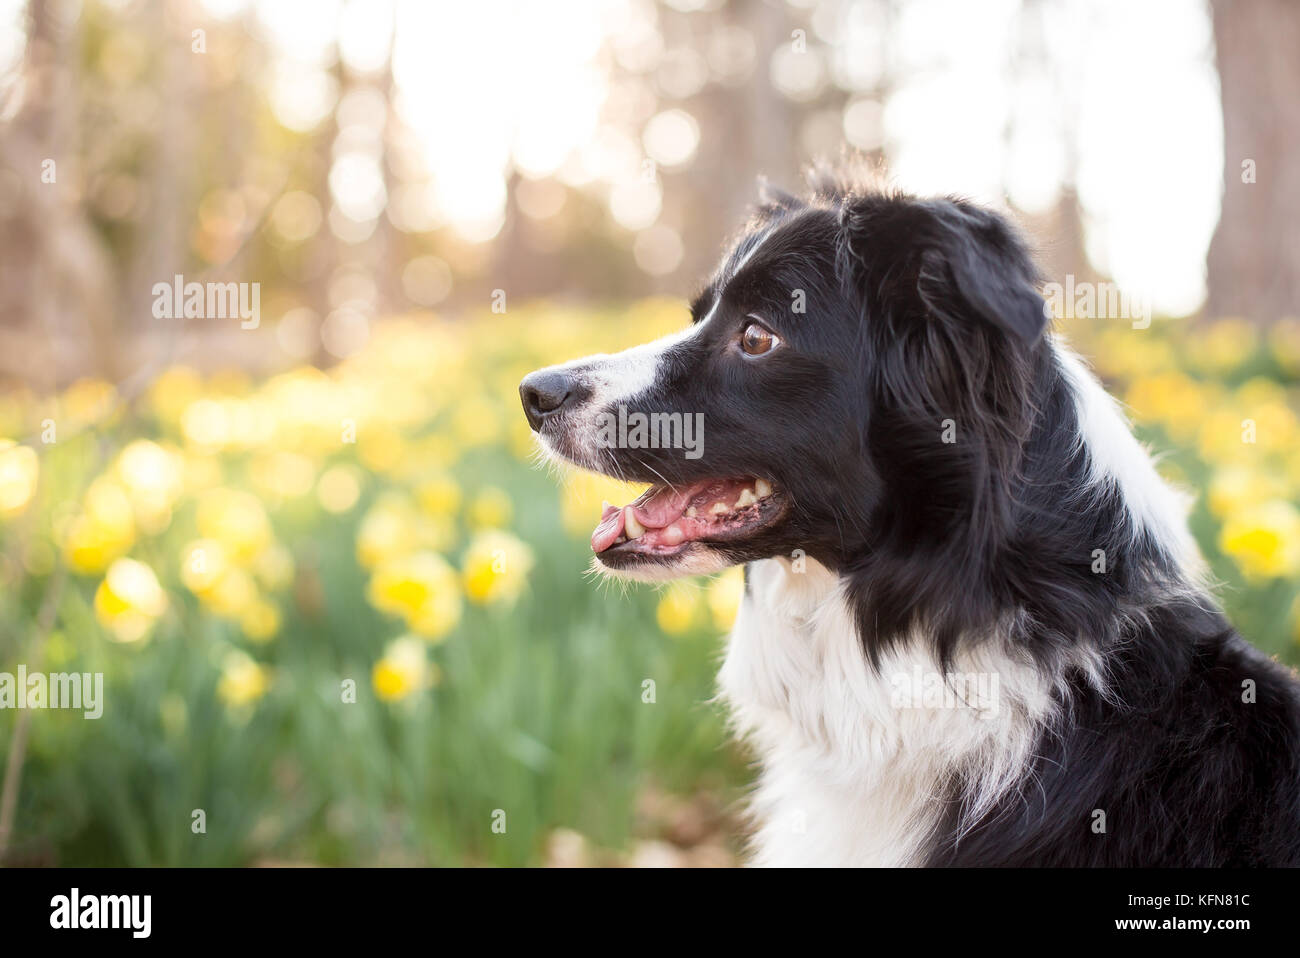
[309,48,343,368]
[1206,0,1300,325]
[376,14,402,314]
[125,0,193,386]
[674,0,798,286]
[743,0,797,198]
[0,0,115,387]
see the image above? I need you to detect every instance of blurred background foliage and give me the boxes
[0,0,1298,865]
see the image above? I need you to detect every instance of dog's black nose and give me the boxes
[519,368,581,430]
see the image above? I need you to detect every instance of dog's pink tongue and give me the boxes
[629,484,696,529]
[591,484,704,553]
[591,502,625,553]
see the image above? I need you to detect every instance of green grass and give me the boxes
[2,441,749,866]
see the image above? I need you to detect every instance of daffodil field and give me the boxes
[0,300,749,866]
[1067,315,1300,649]
[1,303,1298,865]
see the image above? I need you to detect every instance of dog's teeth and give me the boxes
[686,506,698,518]
[735,488,757,508]
[602,500,614,511]
[755,478,772,499]
[662,523,685,546]
[710,502,730,516]
[624,507,645,539]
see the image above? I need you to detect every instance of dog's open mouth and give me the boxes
[591,477,784,559]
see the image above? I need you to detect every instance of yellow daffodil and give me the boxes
[357,426,408,475]
[1234,396,1299,454]
[116,438,183,500]
[115,439,184,533]
[248,450,316,500]
[61,378,117,429]
[1197,408,1256,466]
[416,475,461,517]
[63,477,136,574]
[146,365,204,426]
[317,463,363,513]
[181,450,223,492]
[180,538,230,593]
[1123,372,1211,442]
[1185,318,1258,376]
[181,535,278,624]
[203,565,259,618]
[1268,318,1300,375]
[708,566,746,631]
[357,497,416,568]
[357,494,455,567]
[1207,467,1290,520]
[216,650,270,708]
[0,439,38,518]
[461,529,534,605]
[1085,328,1175,380]
[1219,500,1300,580]
[239,598,281,642]
[656,582,699,635]
[180,398,229,450]
[368,550,463,640]
[94,557,167,643]
[372,635,440,702]
[196,488,271,561]
[468,486,513,529]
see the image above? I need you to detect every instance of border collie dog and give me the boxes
[520,172,1300,866]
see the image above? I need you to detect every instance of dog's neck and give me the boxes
[718,556,1069,866]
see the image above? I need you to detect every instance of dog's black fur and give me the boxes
[525,171,1300,865]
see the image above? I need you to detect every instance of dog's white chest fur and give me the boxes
[718,557,1055,867]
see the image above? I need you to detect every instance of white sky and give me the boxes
[879,0,1221,316]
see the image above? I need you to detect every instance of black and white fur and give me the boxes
[521,171,1300,866]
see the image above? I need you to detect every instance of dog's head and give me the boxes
[521,173,1051,583]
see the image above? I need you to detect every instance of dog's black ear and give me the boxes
[916,203,1048,344]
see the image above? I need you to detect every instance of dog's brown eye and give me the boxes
[741,321,779,356]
